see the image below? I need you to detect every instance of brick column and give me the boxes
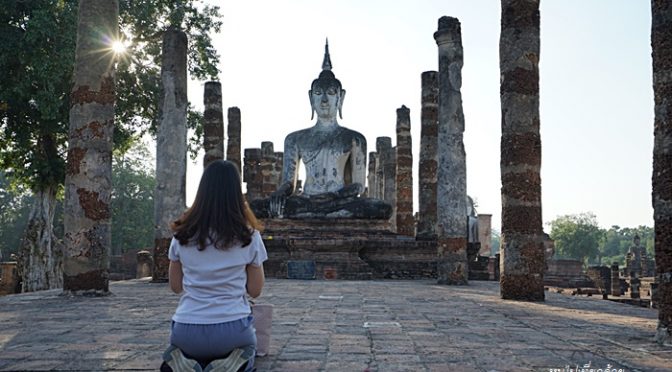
[417,71,439,240]
[395,105,414,236]
[243,148,263,202]
[376,137,391,206]
[610,262,621,296]
[227,107,242,173]
[260,142,282,198]
[499,0,544,300]
[203,81,224,168]
[434,16,468,285]
[367,152,377,198]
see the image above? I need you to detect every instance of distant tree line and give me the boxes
[489,213,652,267]
[547,212,652,266]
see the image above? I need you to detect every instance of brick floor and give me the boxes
[0,279,670,371]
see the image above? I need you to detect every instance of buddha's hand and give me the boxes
[335,183,363,198]
[269,183,292,217]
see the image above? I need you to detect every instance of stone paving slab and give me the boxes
[0,279,670,371]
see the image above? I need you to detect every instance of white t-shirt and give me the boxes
[168,230,268,324]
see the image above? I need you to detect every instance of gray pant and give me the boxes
[170,315,256,370]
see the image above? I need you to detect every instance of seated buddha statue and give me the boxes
[250,42,392,219]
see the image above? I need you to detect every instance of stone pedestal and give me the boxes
[262,219,436,280]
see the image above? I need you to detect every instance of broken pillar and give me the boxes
[395,105,414,236]
[417,71,439,241]
[376,137,392,207]
[611,262,621,296]
[498,0,545,300]
[152,28,188,282]
[434,16,468,285]
[227,107,242,173]
[203,81,224,168]
[260,142,282,198]
[244,148,263,202]
[367,152,378,198]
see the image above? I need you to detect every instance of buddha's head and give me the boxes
[310,40,346,120]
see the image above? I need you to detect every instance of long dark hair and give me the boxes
[171,160,262,250]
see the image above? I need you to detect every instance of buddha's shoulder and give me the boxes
[285,128,313,141]
[338,126,366,142]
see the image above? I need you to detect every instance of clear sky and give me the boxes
[183,0,654,232]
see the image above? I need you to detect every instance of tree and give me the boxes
[491,229,501,255]
[0,0,221,292]
[548,213,605,264]
[111,141,155,255]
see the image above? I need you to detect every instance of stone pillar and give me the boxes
[417,71,439,240]
[630,275,641,299]
[376,137,392,205]
[260,142,282,198]
[478,214,493,256]
[0,262,19,295]
[610,262,621,296]
[652,0,672,344]
[136,250,152,279]
[499,0,544,300]
[382,141,397,233]
[152,28,188,282]
[367,152,377,198]
[434,16,468,285]
[203,81,224,168]
[63,0,118,294]
[243,148,263,202]
[227,107,242,173]
[395,106,414,236]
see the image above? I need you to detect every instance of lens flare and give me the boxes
[111,40,126,54]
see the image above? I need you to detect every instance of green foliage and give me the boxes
[0,0,76,192]
[491,229,501,254]
[0,0,222,194]
[599,225,653,266]
[0,172,33,257]
[116,0,222,153]
[548,212,605,263]
[111,140,155,254]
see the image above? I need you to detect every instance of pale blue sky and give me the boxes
[184,0,654,232]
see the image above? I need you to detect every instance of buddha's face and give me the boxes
[310,84,341,119]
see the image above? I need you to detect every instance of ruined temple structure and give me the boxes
[236,39,491,281]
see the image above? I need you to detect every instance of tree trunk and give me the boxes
[18,187,62,292]
[499,0,545,300]
[651,0,672,345]
[63,0,118,295]
[153,28,188,282]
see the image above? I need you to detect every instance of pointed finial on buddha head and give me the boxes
[322,38,332,71]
